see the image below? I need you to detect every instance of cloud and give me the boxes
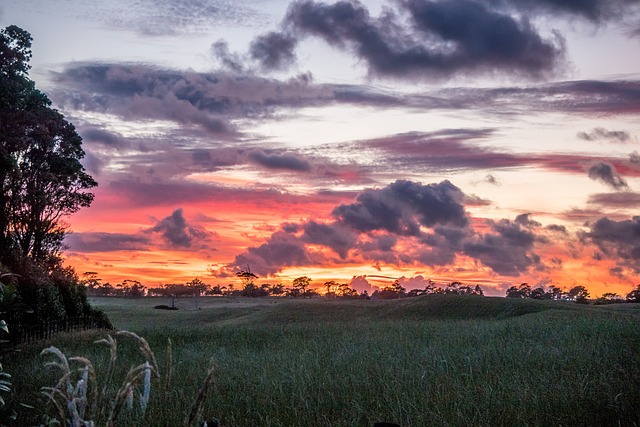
[53,64,335,137]
[250,31,298,71]
[484,174,500,185]
[349,275,372,293]
[577,127,631,143]
[225,230,318,277]
[494,0,639,22]
[302,221,358,258]
[261,0,565,81]
[147,208,213,248]
[211,40,246,73]
[246,149,313,172]
[587,162,628,190]
[587,192,640,208]
[333,180,470,235]
[213,180,551,278]
[582,216,640,273]
[103,0,266,36]
[65,232,151,253]
[463,216,541,276]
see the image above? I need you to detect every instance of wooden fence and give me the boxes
[7,315,114,345]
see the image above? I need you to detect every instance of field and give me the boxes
[6,295,640,426]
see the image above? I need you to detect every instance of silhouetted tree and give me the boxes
[530,287,546,300]
[567,285,590,304]
[269,283,285,296]
[0,26,96,268]
[545,285,564,300]
[292,276,312,298]
[626,285,640,303]
[506,283,532,298]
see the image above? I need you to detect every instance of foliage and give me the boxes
[626,285,640,303]
[0,25,96,268]
[506,283,596,303]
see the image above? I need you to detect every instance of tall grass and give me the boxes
[6,295,640,426]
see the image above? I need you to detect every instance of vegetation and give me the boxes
[0,25,107,424]
[4,295,640,426]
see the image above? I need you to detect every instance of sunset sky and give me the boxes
[3,0,640,296]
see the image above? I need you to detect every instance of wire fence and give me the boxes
[7,315,113,345]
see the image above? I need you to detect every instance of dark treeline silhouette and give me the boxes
[506,282,640,304]
[82,271,485,301]
[84,271,640,306]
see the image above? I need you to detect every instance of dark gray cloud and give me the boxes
[250,31,298,71]
[53,64,334,137]
[587,162,628,190]
[214,180,553,277]
[263,0,565,81]
[147,208,214,248]
[246,149,313,172]
[302,221,358,259]
[333,180,470,236]
[493,0,639,22]
[631,151,640,164]
[463,217,541,276]
[583,216,640,273]
[211,40,246,74]
[228,230,317,277]
[577,127,631,143]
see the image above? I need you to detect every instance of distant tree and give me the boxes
[506,283,531,298]
[406,288,424,298]
[541,285,563,300]
[269,283,285,296]
[626,285,640,303]
[445,281,462,294]
[567,285,590,304]
[474,285,484,296]
[80,271,102,295]
[118,279,145,297]
[530,287,546,300]
[241,282,270,298]
[186,278,209,296]
[324,280,339,298]
[594,292,624,305]
[376,280,406,299]
[337,283,358,298]
[236,268,258,287]
[292,276,312,298]
[206,285,224,296]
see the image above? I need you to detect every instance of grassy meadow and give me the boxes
[6,295,640,426]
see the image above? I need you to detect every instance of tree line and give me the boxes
[82,270,485,301]
[506,282,640,304]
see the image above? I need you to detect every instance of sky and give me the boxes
[3,0,640,296]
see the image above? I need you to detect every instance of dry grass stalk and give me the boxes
[164,337,173,400]
[116,330,161,379]
[185,359,215,427]
[94,334,117,418]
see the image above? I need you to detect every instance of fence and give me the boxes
[7,315,114,345]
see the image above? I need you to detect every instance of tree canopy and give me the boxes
[0,25,96,268]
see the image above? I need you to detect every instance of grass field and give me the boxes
[6,295,640,426]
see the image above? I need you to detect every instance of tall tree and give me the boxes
[0,25,96,267]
